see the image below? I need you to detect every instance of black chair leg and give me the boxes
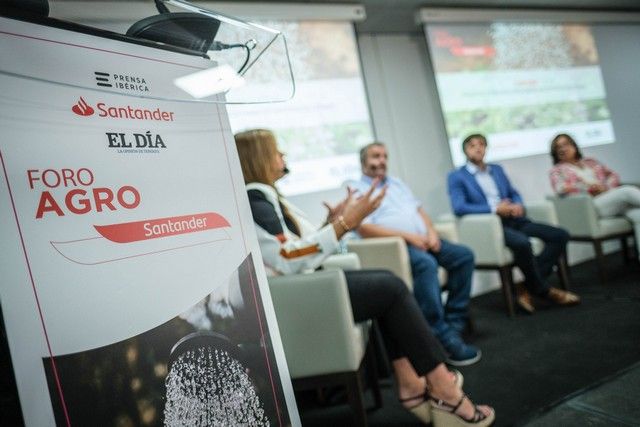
[365,331,383,410]
[594,240,607,284]
[621,237,631,264]
[369,321,392,378]
[498,266,515,317]
[557,253,571,290]
[346,371,368,427]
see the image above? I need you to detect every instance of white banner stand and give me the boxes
[0,15,299,426]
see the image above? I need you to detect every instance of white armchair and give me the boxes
[345,236,413,288]
[455,201,569,317]
[549,194,635,282]
[345,219,458,290]
[321,252,362,271]
[267,261,379,426]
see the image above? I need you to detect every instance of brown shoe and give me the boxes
[515,283,535,314]
[544,287,581,306]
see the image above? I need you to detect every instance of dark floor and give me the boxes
[2,254,640,426]
[298,253,640,427]
[521,361,640,426]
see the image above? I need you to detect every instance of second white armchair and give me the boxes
[549,194,636,283]
[455,201,570,317]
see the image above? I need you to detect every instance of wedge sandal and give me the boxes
[429,393,495,427]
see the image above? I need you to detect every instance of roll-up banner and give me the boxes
[0,16,298,426]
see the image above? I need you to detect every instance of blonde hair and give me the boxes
[234,129,279,185]
[234,129,301,234]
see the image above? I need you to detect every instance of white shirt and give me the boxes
[466,162,501,213]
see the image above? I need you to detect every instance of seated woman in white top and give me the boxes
[234,129,494,427]
[549,133,640,251]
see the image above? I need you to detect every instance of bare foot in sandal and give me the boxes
[430,391,494,426]
[398,368,463,424]
[427,367,494,426]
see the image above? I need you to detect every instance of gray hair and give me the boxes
[359,142,386,167]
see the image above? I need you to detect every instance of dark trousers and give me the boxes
[345,269,446,376]
[502,217,570,295]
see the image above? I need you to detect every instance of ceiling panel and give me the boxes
[51,0,640,32]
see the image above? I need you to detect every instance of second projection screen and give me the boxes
[425,23,614,166]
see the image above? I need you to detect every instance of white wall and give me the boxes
[358,34,452,217]
[67,6,640,288]
[289,34,452,228]
[293,24,640,293]
[358,25,640,218]
[357,25,640,293]
[288,187,345,226]
[290,34,452,225]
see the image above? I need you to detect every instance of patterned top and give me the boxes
[549,158,620,195]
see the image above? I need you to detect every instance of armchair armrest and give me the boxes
[322,252,361,271]
[457,214,511,266]
[434,218,459,243]
[346,237,413,289]
[549,194,600,237]
[525,200,558,225]
[268,270,365,378]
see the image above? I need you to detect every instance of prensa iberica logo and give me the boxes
[94,70,150,93]
[71,97,175,121]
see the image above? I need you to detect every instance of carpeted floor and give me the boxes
[521,361,640,426]
[297,253,640,426]
[2,254,639,426]
[449,255,640,427]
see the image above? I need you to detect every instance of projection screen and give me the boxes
[423,22,615,166]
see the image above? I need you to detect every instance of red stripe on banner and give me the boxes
[246,257,284,426]
[94,212,230,243]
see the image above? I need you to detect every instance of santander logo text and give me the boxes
[71,96,175,122]
[71,97,95,116]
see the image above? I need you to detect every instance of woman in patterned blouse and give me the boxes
[549,133,640,254]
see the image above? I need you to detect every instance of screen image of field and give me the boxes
[425,23,615,165]
[227,21,374,195]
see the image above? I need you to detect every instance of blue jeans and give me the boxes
[407,239,474,344]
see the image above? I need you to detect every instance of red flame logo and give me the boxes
[71,97,95,116]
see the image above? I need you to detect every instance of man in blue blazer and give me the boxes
[447,134,580,312]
